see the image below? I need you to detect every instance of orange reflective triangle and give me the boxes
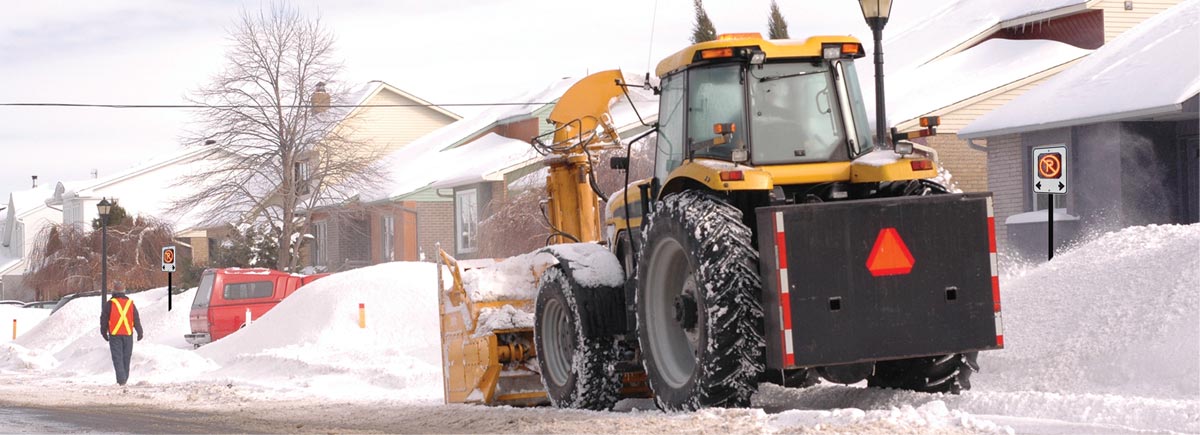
[866,227,915,277]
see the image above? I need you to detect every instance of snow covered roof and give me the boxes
[888,39,1091,125]
[359,77,581,202]
[426,133,542,190]
[8,186,53,219]
[960,0,1200,138]
[45,146,220,232]
[885,0,1088,74]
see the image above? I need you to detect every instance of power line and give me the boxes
[0,102,559,110]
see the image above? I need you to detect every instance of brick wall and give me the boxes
[415,202,455,261]
[922,134,989,193]
[985,134,1024,251]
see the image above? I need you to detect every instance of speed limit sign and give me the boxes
[162,246,177,272]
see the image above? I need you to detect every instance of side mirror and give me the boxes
[610,156,630,170]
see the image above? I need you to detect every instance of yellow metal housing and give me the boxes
[437,252,548,407]
[656,34,864,77]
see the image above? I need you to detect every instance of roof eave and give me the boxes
[959,103,1185,139]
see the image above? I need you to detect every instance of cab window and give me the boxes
[687,65,746,161]
[654,74,686,181]
[223,281,275,300]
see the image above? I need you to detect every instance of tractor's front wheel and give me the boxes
[636,190,765,411]
[535,267,622,410]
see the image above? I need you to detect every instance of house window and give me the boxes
[294,162,310,195]
[313,220,328,267]
[455,189,479,253]
[381,215,395,262]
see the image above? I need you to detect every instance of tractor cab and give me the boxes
[653,33,877,183]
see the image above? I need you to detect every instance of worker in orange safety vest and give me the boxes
[99,281,144,386]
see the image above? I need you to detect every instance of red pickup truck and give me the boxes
[185,268,327,347]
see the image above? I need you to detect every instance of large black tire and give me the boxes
[636,190,765,411]
[868,352,979,394]
[867,178,978,395]
[534,267,622,410]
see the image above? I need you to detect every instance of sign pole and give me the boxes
[1047,195,1054,261]
[168,271,173,311]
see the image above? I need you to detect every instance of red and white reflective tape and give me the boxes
[774,211,795,366]
[987,197,1005,347]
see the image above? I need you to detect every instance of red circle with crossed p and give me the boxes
[163,249,175,264]
[1038,153,1063,179]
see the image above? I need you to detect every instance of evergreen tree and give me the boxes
[691,0,717,44]
[768,1,790,39]
[91,202,129,230]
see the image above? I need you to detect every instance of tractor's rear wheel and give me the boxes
[868,352,979,394]
[535,267,621,410]
[867,178,978,394]
[636,190,765,411]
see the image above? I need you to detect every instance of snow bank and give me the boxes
[0,287,210,382]
[0,305,50,344]
[979,223,1200,399]
[196,262,445,401]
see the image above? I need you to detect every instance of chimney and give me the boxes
[31,175,37,188]
[91,169,98,179]
[311,82,331,114]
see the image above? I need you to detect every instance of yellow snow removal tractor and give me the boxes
[437,33,1003,411]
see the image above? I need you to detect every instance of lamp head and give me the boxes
[96,197,112,217]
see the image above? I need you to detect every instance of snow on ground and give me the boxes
[0,225,1196,434]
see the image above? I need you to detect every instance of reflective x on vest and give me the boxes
[109,299,134,336]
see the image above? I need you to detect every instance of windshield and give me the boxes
[749,62,847,164]
[192,272,214,309]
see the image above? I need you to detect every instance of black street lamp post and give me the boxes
[859,0,894,148]
[97,197,112,308]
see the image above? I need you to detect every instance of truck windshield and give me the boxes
[749,62,848,164]
[192,272,214,309]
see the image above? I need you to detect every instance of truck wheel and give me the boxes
[636,190,765,411]
[869,352,979,394]
[535,267,621,410]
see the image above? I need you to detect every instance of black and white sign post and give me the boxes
[1032,145,1068,261]
[162,246,176,311]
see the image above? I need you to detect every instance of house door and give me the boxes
[1184,136,1199,223]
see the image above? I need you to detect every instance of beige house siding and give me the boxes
[1091,0,1182,42]
[985,134,1025,251]
[339,88,459,155]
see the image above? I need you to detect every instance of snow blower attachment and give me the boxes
[436,250,548,406]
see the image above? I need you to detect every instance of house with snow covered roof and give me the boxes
[873,0,1185,193]
[1,183,59,300]
[303,73,657,269]
[958,0,1198,258]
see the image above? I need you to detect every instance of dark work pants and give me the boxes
[108,335,134,385]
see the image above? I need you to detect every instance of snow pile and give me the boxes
[542,243,624,288]
[196,262,445,401]
[978,224,1199,399]
[473,304,535,338]
[0,287,212,382]
[462,251,556,302]
[0,305,50,344]
[462,243,623,303]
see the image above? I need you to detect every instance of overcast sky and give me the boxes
[0,0,939,204]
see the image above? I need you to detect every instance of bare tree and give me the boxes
[173,4,384,271]
[26,215,177,300]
